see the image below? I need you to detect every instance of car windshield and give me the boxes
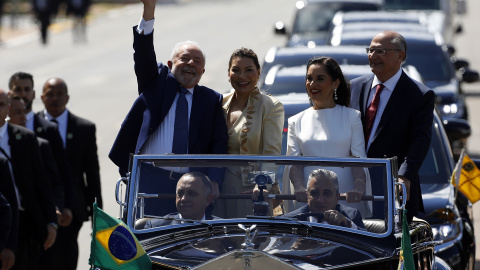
[121,156,398,236]
[293,2,381,34]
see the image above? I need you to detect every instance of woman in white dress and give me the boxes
[283,56,372,217]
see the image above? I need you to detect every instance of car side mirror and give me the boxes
[443,118,471,141]
[460,68,480,83]
[275,21,287,35]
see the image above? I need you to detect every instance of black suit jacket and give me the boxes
[143,213,218,228]
[33,114,74,212]
[37,111,102,222]
[350,71,435,220]
[7,123,57,243]
[109,27,228,184]
[37,137,64,211]
[0,192,12,252]
[0,157,18,251]
[284,204,365,229]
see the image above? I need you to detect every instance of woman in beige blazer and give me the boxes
[213,48,284,218]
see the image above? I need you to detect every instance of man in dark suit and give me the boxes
[8,72,75,228]
[285,169,364,229]
[8,96,64,214]
[0,156,18,270]
[143,172,217,228]
[350,31,435,222]
[37,78,102,270]
[109,0,227,215]
[0,89,58,270]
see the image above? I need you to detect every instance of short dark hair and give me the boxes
[306,57,351,107]
[9,72,34,90]
[228,47,260,71]
[181,172,212,195]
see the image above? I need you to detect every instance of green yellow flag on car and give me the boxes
[89,202,152,270]
[397,209,415,270]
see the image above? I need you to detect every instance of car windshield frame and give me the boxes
[119,155,402,239]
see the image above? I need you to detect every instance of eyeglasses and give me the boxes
[365,48,401,55]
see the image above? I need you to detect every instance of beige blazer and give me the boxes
[222,88,284,156]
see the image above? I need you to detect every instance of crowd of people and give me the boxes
[0,0,435,268]
[0,73,101,269]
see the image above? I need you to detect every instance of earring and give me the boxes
[334,88,338,101]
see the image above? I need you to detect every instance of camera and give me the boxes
[247,171,275,186]
[248,172,275,216]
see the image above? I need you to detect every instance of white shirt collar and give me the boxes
[26,110,35,131]
[178,213,206,222]
[44,109,68,124]
[372,67,403,92]
[0,122,7,139]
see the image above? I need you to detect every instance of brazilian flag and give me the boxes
[89,202,152,270]
[397,209,415,270]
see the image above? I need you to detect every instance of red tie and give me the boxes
[364,84,384,144]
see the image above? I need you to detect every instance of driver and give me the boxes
[284,169,365,230]
[143,172,218,228]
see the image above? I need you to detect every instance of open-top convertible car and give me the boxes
[115,155,451,269]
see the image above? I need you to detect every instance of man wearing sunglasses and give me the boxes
[350,31,435,223]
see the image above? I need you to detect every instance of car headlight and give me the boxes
[440,102,464,119]
[431,218,462,242]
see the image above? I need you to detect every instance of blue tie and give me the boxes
[172,87,189,154]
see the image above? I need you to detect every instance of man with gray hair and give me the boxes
[143,172,217,227]
[285,169,364,230]
[350,30,434,222]
[109,0,228,216]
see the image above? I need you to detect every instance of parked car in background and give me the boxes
[330,9,459,46]
[274,0,383,47]
[382,0,465,44]
[260,45,368,90]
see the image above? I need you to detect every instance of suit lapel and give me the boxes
[188,86,205,151]
[66,111,74,153]
[360,78,374,117]
[372,71,408,143]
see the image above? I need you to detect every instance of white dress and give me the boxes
[282,105,372,217]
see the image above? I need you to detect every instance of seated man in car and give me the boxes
[284,169,365,230]
[143,172,217,228]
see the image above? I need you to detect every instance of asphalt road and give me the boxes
[0,0,479,269]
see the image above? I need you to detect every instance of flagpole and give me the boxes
[453,149,466,200]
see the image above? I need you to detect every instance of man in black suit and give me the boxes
[0,89,58,270]
[38,78,102,270]
[8,72,74,228]
[8,96,64,215]
[109,0,227,216]
[143,172,216,228]
[0,156,18,270]
[350,31,435,222]
[285,169,364,229]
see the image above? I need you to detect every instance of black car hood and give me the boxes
[148,234,377,269]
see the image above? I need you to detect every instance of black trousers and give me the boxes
[51,218,83,270]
